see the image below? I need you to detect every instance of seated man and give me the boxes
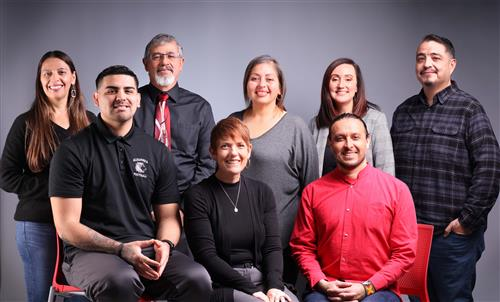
[49,65,211,302]
[290,113,417,302]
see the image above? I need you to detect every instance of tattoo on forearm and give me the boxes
[72,228,121,254]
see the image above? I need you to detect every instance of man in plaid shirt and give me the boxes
[391,34,500,302]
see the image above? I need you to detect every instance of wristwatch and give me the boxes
[362,280,376,296]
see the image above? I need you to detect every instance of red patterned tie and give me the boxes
[154,92,171,149]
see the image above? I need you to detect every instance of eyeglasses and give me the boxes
[149,52,183,61]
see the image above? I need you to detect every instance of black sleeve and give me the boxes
[193,102,216,184]
[259,183,284,290]
[0,114,42,197]
[86,110,97,123]
[49,140,85,198]
[152,147,180,204]
[184,183,258,294]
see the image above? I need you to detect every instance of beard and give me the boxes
[155,74,175,87]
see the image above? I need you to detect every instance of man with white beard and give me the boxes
[135,34,215,197]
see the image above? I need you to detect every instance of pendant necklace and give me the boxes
[218,180,241,213]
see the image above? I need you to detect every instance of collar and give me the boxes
[331,163,371,185]
[146,83,180,104]
[418,80,459,106]
[95,114,134,145]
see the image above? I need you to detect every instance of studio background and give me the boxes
[1,0,498,301]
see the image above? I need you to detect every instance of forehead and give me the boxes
[417,40,449,56]
[251,62,278,76]
[41,57,70,70]
[331,63,356,76]
[331,118,365,135]
[99,74,136,88]
[150,41,179,53]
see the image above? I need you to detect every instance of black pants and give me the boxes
[63,249,212,302]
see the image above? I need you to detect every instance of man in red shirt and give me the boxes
[290,113,417,302]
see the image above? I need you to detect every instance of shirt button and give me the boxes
[344,233,348,237]
[342,257,346,262]
[346,208,350,212]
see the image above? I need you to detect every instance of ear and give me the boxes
[209,147,216,160]
[247,143,253,157]
[142,57,148,71]
[136,92,141,108]
[92,91,99,107]
[449,58,457,74]
[71,71,76,85]
[366,134,371,149]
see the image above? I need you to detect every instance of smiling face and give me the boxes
[246,62,282,107]
[143,41,184,91]
[329,117,369,174]
[93,74,140,128]
[329,63,358,111]
[416,40,456,92]
[39,57,76,104]
[211,134,252,182]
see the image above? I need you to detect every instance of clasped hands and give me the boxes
[120,239,170,280]
[317,279,366,302]
[253,288,293,302]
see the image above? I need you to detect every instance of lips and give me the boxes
[48,84,64,91]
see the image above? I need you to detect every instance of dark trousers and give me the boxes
[63,249,212,302]
[427,229,485,302]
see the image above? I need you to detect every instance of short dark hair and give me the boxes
[329,112,369,139]
[95,65,139,88]
[242,55,286,110]
[421,34,456,58]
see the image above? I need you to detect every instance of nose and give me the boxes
[345,137,353,148]
[229,145,238,154]
[424,56,433,68]
[116,89,127,100]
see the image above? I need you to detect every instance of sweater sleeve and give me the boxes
[260,183,284,290]
[184,182,259,294]
[368,110,395,176]
[294,117,320,191]
[0,114,41,197]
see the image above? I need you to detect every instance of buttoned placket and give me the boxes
[339,181,355,275]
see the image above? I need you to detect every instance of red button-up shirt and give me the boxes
[290,164,417,293]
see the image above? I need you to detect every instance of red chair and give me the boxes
[398,224,434,302]
[47,233,154,302]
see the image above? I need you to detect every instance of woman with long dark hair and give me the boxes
[0,50,94,301]
[231,55,318,285]
[310,58,394,176]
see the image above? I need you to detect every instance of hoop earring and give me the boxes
[70,85,77,99]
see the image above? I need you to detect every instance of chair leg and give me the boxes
[47,286,55,302]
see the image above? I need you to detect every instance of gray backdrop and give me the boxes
[1,0,498,301]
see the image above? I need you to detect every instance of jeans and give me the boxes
[16,221,57,302]
[304,289,399,302]
[427,229,485,302]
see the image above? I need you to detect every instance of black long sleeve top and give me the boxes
[184,174,284,295]
[0,111,95,222]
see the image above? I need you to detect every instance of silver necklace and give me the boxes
[218,180,241,213]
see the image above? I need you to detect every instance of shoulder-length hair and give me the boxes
[316,58,368,129]
[26,50,91,172]
[242,55,286,110]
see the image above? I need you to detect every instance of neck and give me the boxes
[338,161,367,180]
[215,170,241,184]
[102,118,133,137]
[151,81,176,93]
[422,81,451,106]
[247,102,282,118]
[335,101,354,114]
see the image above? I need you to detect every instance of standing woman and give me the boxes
[310,58,394,176]
[185,117,298,302]
[231,55,318,284]
[0,50,94,301]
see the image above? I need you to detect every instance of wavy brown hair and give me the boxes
[316,58,371,129]
[25,50,91,172]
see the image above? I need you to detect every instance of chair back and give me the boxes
[398,223,434,302]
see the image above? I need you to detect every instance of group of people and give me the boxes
[0,32,498,302]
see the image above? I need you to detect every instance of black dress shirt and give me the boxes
[135,83,215,194]
[391,81,500,234]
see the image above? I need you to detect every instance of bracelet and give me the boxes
[361,280,376,296]
[116,243,124,257]
[161,239,175,250]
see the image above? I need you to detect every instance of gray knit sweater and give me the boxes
[232,111,319,247]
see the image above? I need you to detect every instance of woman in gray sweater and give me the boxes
[232,55,318,285]
[310,58,394,176]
